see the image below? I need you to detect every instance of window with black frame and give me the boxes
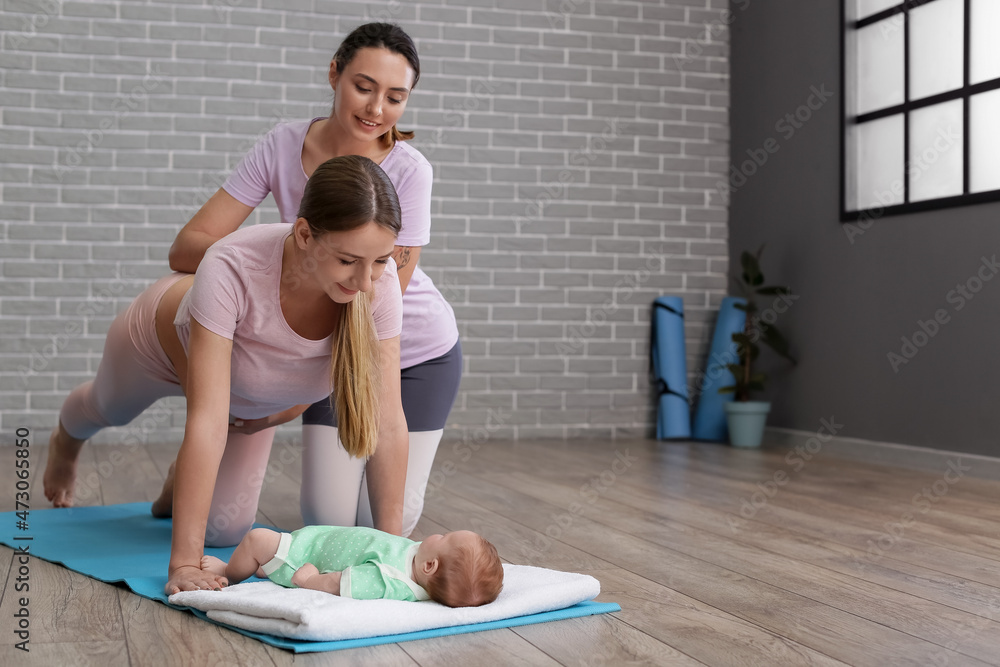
[843,0,1000,220]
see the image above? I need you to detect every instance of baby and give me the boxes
[201,525,504,608]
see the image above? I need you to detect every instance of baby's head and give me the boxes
[414,530,503,607]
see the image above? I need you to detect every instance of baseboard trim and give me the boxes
[765,426,1000,482]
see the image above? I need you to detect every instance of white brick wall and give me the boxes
[0,0,730,445]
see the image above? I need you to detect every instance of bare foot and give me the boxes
[151,461,175,517]
[291,563,319,588]
[43,423,84,508]
[200,555,228,578]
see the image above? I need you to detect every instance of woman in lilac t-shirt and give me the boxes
[168,24,460,537]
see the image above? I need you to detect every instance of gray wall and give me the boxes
[0,0,730,445]
[729,0,999,456]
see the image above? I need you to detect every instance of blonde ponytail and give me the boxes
[298,154,400,459]
[331,290,382,459]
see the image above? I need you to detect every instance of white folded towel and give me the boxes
[169,564,600,642]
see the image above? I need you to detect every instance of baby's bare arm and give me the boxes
[291,563,342,595]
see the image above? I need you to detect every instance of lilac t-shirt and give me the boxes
[173,224,402,420]
[222,118,458,370]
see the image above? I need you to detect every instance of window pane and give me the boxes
[854,0,899,21]
[848,114,904,210]
[970,89,1000,193]
[909,0,964,100]
[854,18,905,115]
[971,0,1000,84]
[909,100,964,202]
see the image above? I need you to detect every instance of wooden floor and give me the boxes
[2,435,1000,666]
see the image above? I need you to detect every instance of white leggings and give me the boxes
[300,426,443,537]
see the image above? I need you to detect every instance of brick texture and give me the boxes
[0,0,729,445]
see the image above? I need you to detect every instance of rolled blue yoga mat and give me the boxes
[651,296,691,440]
[691,296,747,442]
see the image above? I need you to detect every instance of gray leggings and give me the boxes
[301,341,462,431]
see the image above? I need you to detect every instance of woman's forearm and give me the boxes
[365,423,408,535]
[167,188,256,273]
[272,404,311,428]
[168,429,227,574]
[168,228,219,274]
[164,316,237,593]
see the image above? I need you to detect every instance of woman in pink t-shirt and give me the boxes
[44,157,409,594]
[167,24,461,537]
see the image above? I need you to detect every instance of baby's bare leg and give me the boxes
[214,527,282,585]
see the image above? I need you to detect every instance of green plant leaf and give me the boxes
[740,251,762,287]
[761,326,796,364]
[751,246,767,285]
[739,250,756,272]
[726,245,796,400]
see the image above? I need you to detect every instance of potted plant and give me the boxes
[720,247,796,448]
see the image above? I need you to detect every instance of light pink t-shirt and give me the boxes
[174,224,402,420]
[223,118,458,369]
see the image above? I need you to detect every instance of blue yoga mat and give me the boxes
[650,296,691,439]
[691,296,747,442]
[0,503,619,653]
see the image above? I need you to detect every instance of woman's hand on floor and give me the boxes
[165,564,228,595]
